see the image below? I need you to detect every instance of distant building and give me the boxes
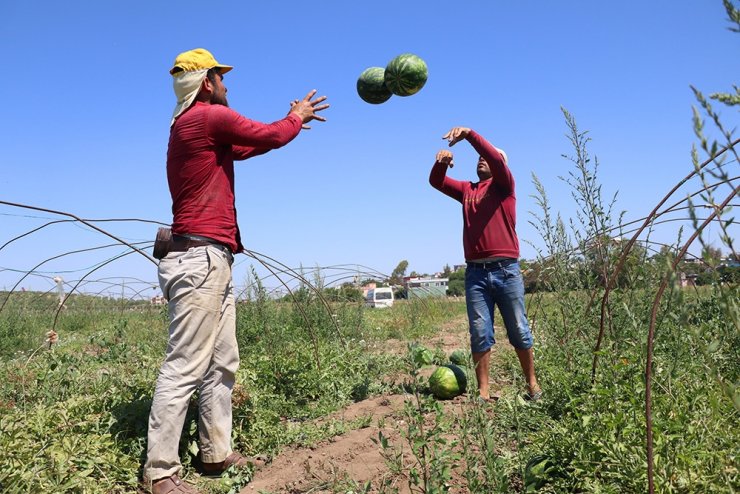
[683,257,703,264]
[404,276,449,298]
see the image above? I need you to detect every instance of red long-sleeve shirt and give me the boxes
[429,130,520,260]
[167,101,302,253]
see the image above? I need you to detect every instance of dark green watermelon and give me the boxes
[429,363,468,400]
[384,53,428,97]
[429,366,462,399]
[449,349,469,366]
[357,67,392,104]
[443,364,467,393]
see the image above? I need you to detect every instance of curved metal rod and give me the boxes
[241,249,324,369]
[592,138,739,383]
[0,241,149,315]
[0,216,167,253]
[52,250,138,330]
[0,200,160,264]
[244,248,356,346]
[645,186,737,494]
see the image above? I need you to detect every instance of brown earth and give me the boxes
[240,314,513,494]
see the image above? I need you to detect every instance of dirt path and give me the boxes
[241,314,509,494]
[242,394,409,494]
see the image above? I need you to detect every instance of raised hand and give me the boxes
[436,149,454,168]
[442,127,471,147]
[289,90,330,129]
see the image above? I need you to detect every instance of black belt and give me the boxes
[171,234,232,255]
[466,258,517,270]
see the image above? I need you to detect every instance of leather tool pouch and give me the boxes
[153,227,173,260]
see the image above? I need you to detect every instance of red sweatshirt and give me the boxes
[167,101,303,253]
[429,130,519,260]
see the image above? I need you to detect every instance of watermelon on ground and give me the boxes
[384,53,428,97]
[443,364,467,393]
[357,67,393,104]
[449,349,469,366]
[429,364,467,399]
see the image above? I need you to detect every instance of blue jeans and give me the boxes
[465,260,533,352]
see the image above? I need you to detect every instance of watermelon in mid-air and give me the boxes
[357,67,393,104]
[384,53,428,97]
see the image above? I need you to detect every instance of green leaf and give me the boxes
[188,440,199,457]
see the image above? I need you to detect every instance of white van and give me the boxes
[365,287,394,308]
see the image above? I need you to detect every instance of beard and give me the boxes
[210,92,229,107]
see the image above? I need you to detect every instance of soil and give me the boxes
[241,314,510,494]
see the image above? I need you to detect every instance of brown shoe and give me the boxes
[150,474,201,494]
[200,451,266,477]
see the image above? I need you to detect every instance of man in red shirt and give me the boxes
[429,127,541,403]
[144,48,329,494]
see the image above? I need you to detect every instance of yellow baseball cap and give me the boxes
[169,48,233,76]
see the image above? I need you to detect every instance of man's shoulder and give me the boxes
[184,102,239,119]
[193,104,244,131]
[203,103,239,118]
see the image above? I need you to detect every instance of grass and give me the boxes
[1,284,736,493]
[0,293,467,493]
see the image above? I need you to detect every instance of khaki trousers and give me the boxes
[144,245,238,482]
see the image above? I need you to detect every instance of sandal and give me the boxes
[477,392,500,404]
[200,451,267,477]
[150,474,201,494]
[523,389,543,402]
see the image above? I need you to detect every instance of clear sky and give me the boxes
[1,1,737,297]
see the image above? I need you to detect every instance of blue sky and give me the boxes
[1,1,737,297]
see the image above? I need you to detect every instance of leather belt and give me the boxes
[466,258,517,270]
[170,234,232,255]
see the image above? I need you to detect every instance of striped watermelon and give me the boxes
[384,53,428,97]
[357,67,393,104]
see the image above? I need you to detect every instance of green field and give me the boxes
[0,283,736,493]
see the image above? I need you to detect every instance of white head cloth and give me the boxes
[494,146,508,166]
[170,69,208,127]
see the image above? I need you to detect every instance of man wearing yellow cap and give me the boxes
[144,48,329,494]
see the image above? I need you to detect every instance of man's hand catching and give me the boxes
[290,90,329,129]
[436,150,454,168]
[442,127,471,147]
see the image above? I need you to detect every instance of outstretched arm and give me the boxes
[222,90,330,160]
[466,131,513,192]
[443,126,513,193]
